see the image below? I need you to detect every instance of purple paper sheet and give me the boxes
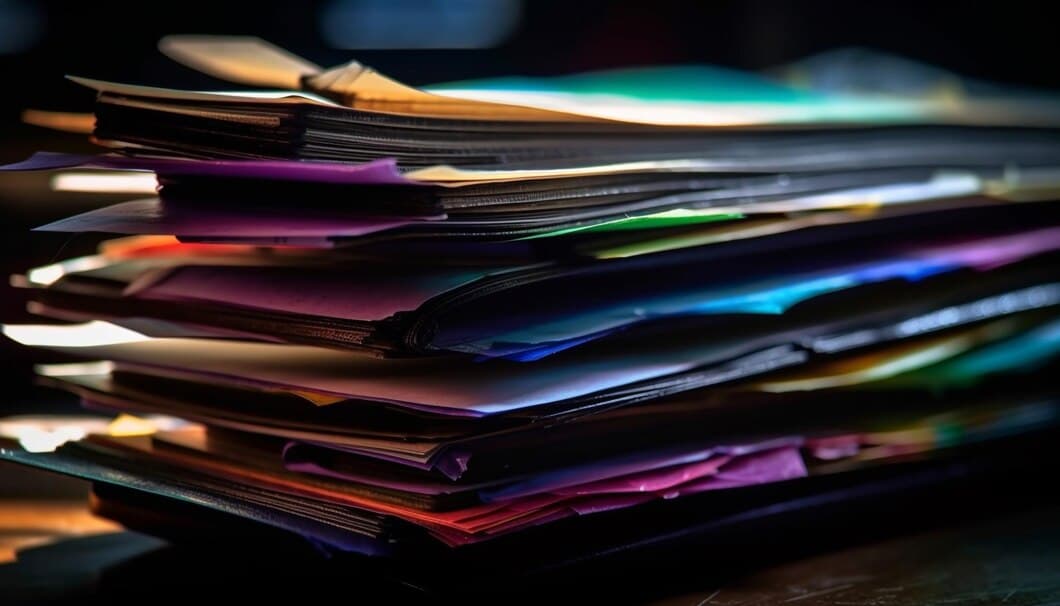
[554,456,734,496]
[479,438,802,502]
[128,264,493,323]
[283,437,803,500]
[566,446,807,515]
[1,151,421,185]
[34,198,442,240]
[441,447,808,540]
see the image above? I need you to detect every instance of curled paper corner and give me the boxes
[159,35,322,90]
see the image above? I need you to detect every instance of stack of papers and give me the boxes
[3,37,1060,563]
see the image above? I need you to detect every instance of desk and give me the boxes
[2,461,1059,604]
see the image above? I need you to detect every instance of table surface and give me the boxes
[3,459,1059,604]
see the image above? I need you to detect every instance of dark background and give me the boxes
[1,0,1059,406]
[1,4,1059,599]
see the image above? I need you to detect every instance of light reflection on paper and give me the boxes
[35,361,116,377]
[0,414,189,453]
[757,340,969,393]
[26,254,111,287]
[14,425,88,453]
[50,171,159,194]
[2,321,150,347]
[427,89,926,127]
[108,414,175,437]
